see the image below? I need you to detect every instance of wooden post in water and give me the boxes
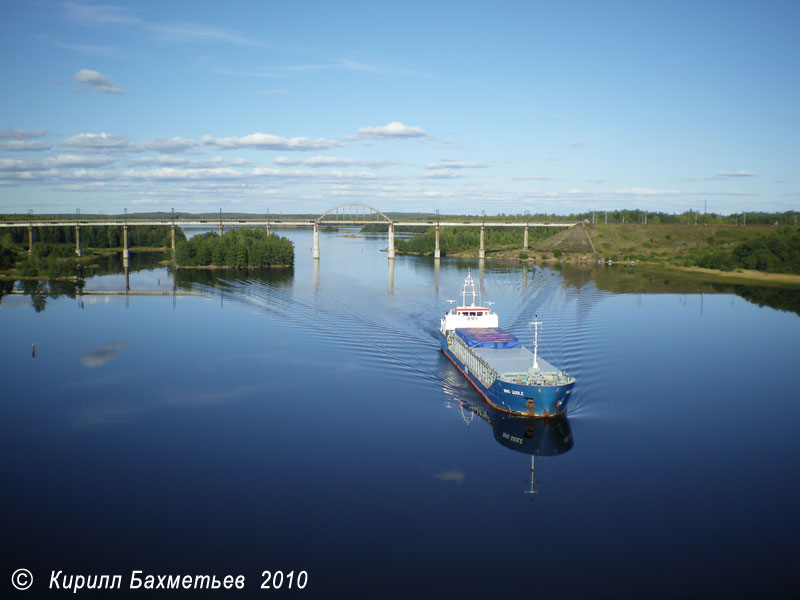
[313,222,320,259]
[387,222,395,260]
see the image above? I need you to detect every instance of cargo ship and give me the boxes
[439,271,575,417]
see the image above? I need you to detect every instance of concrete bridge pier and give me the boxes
[523,226,529,251]
[478,225,485,259]
[170,225,176,255]
[388,223,395,260]
[75,225,82,257]
[28,226,33,255]
[122,225,129,261]
[313,223,320,259]
[218,223,224,236]
[434,225,441,259]
[265,223,270,236]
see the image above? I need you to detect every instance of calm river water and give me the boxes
[2,228,800,598]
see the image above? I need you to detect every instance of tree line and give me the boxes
[2,224,184,252]
[692,226,800,274]
[357,210,797,226]
[393,226,557,255]
[175,229,294,268]
[0,225,185,277]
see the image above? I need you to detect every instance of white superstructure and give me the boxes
[440,270,498,333]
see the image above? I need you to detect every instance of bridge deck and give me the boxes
[1,219,575,228]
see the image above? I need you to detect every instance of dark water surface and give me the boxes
[3,229,800,598]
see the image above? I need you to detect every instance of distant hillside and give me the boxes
[534,224,595,253]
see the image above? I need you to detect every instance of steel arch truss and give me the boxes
[316,203,391,224]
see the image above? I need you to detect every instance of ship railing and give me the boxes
[502,371,572,386]
[449,333,498,389]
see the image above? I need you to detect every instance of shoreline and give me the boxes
[174,264,292,270]
[394,249,800,287]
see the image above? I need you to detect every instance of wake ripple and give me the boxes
[184,264,617,417]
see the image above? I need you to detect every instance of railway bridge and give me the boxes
[0,203,576,260]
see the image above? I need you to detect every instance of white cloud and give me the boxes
[64,1,263,48]
[64,2,140,25]
[613,187,681,196]
[72,69,127,94]
[710,170,757,179]
[252,167,376,181]
[513,175,559,182]
[0,140,52,151]
[317,170,377,180]
[569,140,583,148]
[273,156,393,168]
[0,129,47,140]
[147,23,266,47]
[122,167,245,180]
[420,170,466,179]
[0,128,48,140]
[44,154,115,168]
[424,159,488,169]
[350,121,431,140]
[0,159,48,171]
[202,133,341,151]
[59,134,199,155]
[128,156,251,168]
[61,132,131,152]
[54,41,134,59]
[139,137,199,154]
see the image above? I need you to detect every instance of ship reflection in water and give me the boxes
[447,390,573,499]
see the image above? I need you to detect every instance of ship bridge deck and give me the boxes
[473,346,559,377]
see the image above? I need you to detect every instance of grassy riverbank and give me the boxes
[436,223,800,286]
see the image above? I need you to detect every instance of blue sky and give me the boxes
[1,0,798,215]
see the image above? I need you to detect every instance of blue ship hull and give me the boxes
[439,331,573,417]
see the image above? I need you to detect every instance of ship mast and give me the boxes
[524,455,538,500]
[530,316,542,369]
[461,269,478,307]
